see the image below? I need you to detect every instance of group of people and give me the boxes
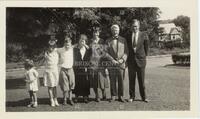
[24,19,149,108]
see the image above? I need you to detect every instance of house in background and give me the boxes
[157,22,183,48]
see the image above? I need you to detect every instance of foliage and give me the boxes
[6,8,161,63]
[173,15,190,47]
[6,43,26,62]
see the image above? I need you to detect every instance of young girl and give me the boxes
[24,59,39,108]
[43,38,59,107]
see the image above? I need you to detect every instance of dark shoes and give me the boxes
[96,98,101,102]
[142,99,150,103]
[109,96,116,102]
[118,97,126,103]
[84,97,89,103]
[63,100,67,105]
[68,100,74,106]
[102,96,107,101]
[63,99,74,106]
[109,96,126,103]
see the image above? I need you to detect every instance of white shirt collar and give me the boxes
[80,46,86,60]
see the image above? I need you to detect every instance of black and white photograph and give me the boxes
[1,0,199,118]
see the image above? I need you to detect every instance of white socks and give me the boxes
[50,99,55,107]
[32,102,38,108]
[50,98,59,107]
[54,98,59,106]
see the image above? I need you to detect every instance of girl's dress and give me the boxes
[25,68,39,92]
[43,49,59,87]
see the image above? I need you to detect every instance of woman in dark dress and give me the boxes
[73,34,91,103]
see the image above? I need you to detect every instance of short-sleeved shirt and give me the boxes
[58,47,74,69]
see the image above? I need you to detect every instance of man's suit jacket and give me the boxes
[127,31,149,68]
[105,36,128,69]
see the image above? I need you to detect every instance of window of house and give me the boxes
[173,35,175,39]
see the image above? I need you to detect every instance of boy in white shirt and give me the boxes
[58,36,75,106]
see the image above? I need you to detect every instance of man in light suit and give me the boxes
[105,24,128,102]
[127,19,149,103]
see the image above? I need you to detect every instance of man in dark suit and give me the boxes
[127,19,149,103]
[105,24,128,102]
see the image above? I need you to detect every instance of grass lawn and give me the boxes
[6,56,190,111]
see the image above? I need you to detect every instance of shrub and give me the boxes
[6,43,26,63]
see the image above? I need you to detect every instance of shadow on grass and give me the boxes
[164,63,190,68]
[6,78,44,90]
[6,78,26,89]
[6,98,57,107]
[6,97,103,107]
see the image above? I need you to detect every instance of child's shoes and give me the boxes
[50,99,55,107]
[68,100,74,106]
[27,102,34,108]
[63,100,67,105]
[54,98,59,106]
[32,102,38,108]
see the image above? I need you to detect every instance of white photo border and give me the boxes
[0,0,199,118]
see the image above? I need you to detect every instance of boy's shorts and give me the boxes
[59,67,75,92]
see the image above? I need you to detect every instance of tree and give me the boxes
[173,15,190,47]
[6,7,161,63]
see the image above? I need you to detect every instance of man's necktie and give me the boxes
[112,36,119,58]
[132,33,136,48]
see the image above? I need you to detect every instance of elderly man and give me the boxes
[105,24,128,102]
[127,19,149,103]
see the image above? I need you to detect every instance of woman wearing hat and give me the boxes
[43,37,60,107]
[89,25,109,102]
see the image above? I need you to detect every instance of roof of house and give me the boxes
[169,27,182,34]
[159,23,176,34]
[159,23,182,34]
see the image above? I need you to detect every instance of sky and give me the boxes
[158,3,192,20]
